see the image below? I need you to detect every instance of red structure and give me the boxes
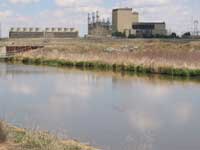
[0,46,43,58]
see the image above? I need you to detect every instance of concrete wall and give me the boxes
[112,8,139,33]
[9,32,44,38]
[9,28,79,38]
[152,23,167,35]
[45,32,79,38]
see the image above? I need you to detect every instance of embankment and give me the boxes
[0,121,95,150]
[2,38,200,76]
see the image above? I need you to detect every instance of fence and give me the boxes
[0,46,43,59]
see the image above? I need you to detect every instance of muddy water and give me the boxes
[0,62,200,150]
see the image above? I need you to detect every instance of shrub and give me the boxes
[112,32,126,38]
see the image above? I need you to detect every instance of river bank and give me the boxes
[0,121,95,150]
[2,38,200,76]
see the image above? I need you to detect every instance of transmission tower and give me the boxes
[96,11,100,23]
[194,20,199,36]
[88,13,91,24]
[92,12,95,24]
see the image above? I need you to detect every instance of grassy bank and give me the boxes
[2,38,200,77]
[8,56,200,77]
[0,121,95,150]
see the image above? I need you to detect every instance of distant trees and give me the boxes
[169,32,178,38]
[112,31,188,39]
[112,32,126,38]
[182,32,191,38]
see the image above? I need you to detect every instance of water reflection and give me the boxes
[0,63,200,150]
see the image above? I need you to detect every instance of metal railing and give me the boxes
[0,46,43,59]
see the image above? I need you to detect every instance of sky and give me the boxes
[0,0,199,37]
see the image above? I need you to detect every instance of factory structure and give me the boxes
[88,11,112,37]
[132,22,167,37]
[9,27,79,38]
[7,7,167,39]
[112,8,139,35]
[112,8,167,37]
[88,8,167,38]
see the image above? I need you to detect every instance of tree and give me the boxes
[182,32,191,38]
[112,32,126,38]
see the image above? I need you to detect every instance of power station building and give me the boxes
[112,8,139,34]
[9,27,79,38]
[132,22,167,37]
[88,11,112,37]
[112,8,167,37]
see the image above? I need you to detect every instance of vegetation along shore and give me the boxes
[0,121,95,150]
[2,38,200,76]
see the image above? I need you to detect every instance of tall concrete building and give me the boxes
[112,8,139,33]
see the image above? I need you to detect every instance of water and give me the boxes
[0,62,200,150]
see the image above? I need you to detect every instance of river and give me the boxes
[0,62,200,150]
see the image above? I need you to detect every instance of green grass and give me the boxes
[7,57,200,77]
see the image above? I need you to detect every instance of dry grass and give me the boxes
[13,39,200,69]
[2,38,200,75]
[0,122,7,143]
[0,121,95,150]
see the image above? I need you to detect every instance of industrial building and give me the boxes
[112,8,167,37]
[132,22,167,37]
[88,11,112,37]
[112,8,139,34]
[9,27,79,38]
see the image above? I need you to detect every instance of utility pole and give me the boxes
[0,23,1,39]
[194,20,199,37]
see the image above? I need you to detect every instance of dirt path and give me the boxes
[0,143,16,150]
[0,143,8,150]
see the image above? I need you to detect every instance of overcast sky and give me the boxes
[0,0,199,37]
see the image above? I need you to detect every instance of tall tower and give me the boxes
[88,13,91,24]
[194,20,199,36]
[112,8,139,33]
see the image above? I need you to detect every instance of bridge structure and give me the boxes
[0,46,43,59]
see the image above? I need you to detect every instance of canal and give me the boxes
[0,63,200,150]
